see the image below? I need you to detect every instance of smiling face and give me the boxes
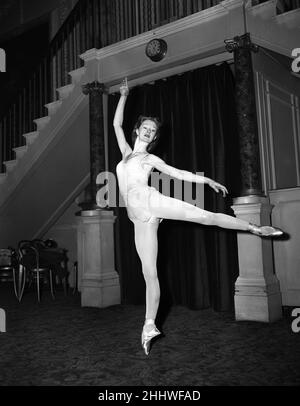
[136,119,158,143]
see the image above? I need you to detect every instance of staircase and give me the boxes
[0,0,299,248]
[0,65,90,246]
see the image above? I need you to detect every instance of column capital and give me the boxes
[82,81,107,96]
[224,33,259,54]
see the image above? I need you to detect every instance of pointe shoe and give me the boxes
[141,322,161,356]
[249,224,283,237]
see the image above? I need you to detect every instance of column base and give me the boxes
[234,276,282,322]
[231,195,283,322]
[81,271,120,308]
[77,209,121,308]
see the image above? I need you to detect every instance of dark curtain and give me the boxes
[107,62,240,313]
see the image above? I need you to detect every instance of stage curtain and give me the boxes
[107,62,240,312]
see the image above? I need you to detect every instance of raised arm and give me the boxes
[113,78,132,158]
[144,154,228,197]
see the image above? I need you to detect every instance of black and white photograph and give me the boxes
[0,0,300,396]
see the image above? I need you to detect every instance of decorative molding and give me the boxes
[80,2,233,62]
[291,94,300,186]
[264,79,277,189]
[255,71,269,194]
[224,33,259,53]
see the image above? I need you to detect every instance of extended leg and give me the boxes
[147,192,282,236]
[148,192,250,230]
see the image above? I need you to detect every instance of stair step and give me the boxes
[68,67,86,84]
[23,131,39,145]
[45,100,62,115]
[250,0,277,19]
[33,116,51,131]
[13,145,28,159]
[3,160,17,172]
[274,7,300,28]
[56,84,75,100]
[0,173,7,184]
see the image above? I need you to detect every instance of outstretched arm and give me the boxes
[113,78,132,158]
[144,154,228,197]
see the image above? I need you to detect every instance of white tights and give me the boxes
[133,194,250,323]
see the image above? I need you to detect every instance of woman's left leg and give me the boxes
[133,220,160,322]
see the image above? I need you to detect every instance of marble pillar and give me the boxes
[81,81,107,211]
[77,81,120,308]
[226,34,282,321]
[230,33,262,196]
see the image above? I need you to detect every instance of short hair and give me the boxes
[131,115,162,153]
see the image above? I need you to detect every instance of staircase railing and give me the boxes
[252,0,300,12]
[276,0,300,13]
[0,0,222,173]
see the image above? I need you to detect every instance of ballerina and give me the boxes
[109,78,282,356]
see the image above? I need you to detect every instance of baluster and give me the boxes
[99,0,106,48]
[120,0,125,40]
[116,0,120,40]
[70,17,75,71]
[108,0,117,45]
[83,1,88,52]
[60,33,65,87]
[43,57,48,107]
[198,0,204,12]
[56,43,61,91]
[22,88,26,134]
[8,109,12,159]
[70,18,75,70]
[65,26,70,84]
[28,79,32,131]
[52,48,57,101]
[39,64,43,118]
[127,0,133,38]
[12,103,16,150]
[134,0,139,35]
[18,94,22,146]
[3,117,7,164]
[149,0,154,29]
[33,72,37,121]
[141,0,146,32]
[92,0,100,48]
[86,0,91,50]
[74,16,80,69]
[79,2,84,54]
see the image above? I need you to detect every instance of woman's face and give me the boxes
[136,120,157,143]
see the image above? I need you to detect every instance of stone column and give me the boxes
[77,81,120,308]
[81,81,106,211]
[225,34,282,322]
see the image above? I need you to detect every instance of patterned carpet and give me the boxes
[0,284,300,387]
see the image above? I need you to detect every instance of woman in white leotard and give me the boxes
[110,79,283,356]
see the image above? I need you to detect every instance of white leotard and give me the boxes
[116,153,162,224]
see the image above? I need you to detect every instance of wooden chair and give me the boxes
[18,240,55,303]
